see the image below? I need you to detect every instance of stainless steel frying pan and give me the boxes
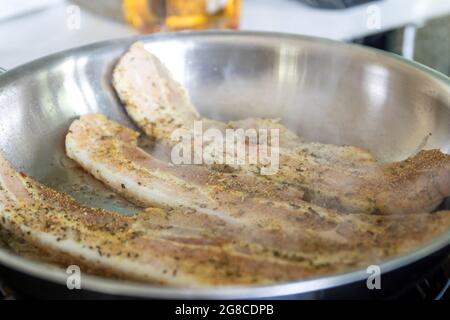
[0,31,449,299]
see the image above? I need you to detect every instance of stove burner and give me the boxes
[396,255,450,300]
[0,280,14,300]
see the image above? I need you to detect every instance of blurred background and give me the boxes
[0,0,449,75]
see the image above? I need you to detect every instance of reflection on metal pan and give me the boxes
[0,31,449,299]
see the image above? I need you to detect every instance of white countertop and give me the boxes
[243,0,450,39]
[1,0,449,69]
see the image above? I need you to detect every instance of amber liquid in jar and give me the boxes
[123,0,241,33]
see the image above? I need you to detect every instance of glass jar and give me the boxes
[123,0,241,33]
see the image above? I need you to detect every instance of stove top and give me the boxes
[396,255,450,300]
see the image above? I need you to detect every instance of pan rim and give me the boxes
[0,30,449,298]
[0,230,449,299]
[1,30,449,86]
